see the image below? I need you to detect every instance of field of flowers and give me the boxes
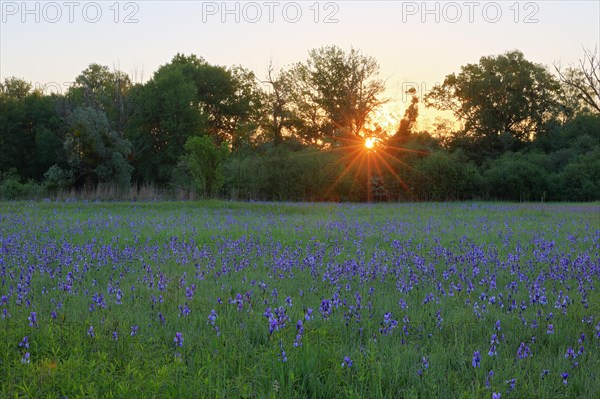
[1,201,599,398]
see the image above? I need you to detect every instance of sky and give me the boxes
[1,0,598,130]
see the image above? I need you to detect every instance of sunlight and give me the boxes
[364,107,401,135]
[321,129,431,202]
[364,137,376,150]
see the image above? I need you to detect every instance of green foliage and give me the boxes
[127,65,205,184]
[224,144,345,201]
[535,113,600,153]
[414,151,482,201]
[0,49,598,201]
[426,50,562,161]
[483,152,550,201]
[0,76,33,100]
[0,170,46,199]
[557,147,600,201]
[68,63,132,131]
[126,54,262,184]
[64,107,132,188]
[0,86,64,182]
[42,165,74,192]
[181,135,229,197]
[284,46,386,144]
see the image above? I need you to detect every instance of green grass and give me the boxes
[0,200,599,398]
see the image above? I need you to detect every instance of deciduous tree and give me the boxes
[284,46,387,146]
[425,50,562,161]
[64,107,132,187]
[555,47,600,114]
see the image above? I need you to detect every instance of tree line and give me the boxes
[1,46,598,201]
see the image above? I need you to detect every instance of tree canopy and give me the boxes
[425,50,563,161]
[283,46,387,146]
[1,47,598,202]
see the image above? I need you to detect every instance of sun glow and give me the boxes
[364,137,376,149]
[364,107,402,136]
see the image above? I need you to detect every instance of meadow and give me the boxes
[0,200,599,398]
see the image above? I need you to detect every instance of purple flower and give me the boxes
[547,324,554,334]
[531,319,538,329]
[87,325,95,338]
[399,298,408,310]
[113,331,118,342]
[229,294,244,311]
[486,370,494,388]
[492,393,501,399]
[90,293,106,310]
[174,332,183,347]
[506,378,516,393]
[516,342,531,359]
[130,325,139,336]
[21,352,30,364]
[561,372,568,385]
[541,369,549,379]
[294,319,304,347]
[19,336,29,349]
[472,351,481,368]
[207,309,220,336]
[380,312,398,335]
[279,349,287,362]
[178,303,191,317]
[185,286,195,299]
[207,309,217,325]
[341,356,353,368]
[320,299,332,319]
[565,347,575,359]
[422,356,429,369]
[266,306,288,334]
[278,339,287,362]
[28,312,37,327]
[305,308,314,321]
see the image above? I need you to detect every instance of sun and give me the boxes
[364,137,376,150]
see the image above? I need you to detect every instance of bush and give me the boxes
[414,151,483,201]
[43,165,74,192]
[483,152,549,201]
[223,146,348,201]
[0,170,46,200]
[557,147,600,201]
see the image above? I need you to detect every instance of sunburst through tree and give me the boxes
[319,129,428,202]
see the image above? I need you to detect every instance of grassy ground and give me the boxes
[0,201,599,398]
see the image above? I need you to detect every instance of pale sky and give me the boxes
[1,0,598,130]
